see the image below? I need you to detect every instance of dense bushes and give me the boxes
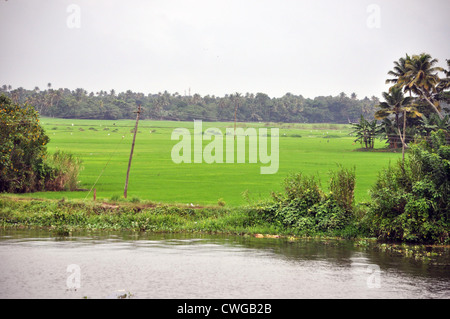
[0,95,82,193]
[248,167,356,236]
[0,95,50,192]
[364,130,450,243]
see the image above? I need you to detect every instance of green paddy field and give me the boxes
[15,118,402,206]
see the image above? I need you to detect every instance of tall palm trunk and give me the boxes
[397,110,407,162]
[416,87,444,120]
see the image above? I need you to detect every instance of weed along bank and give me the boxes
[170,120,279,174]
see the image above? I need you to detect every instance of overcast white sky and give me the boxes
[0,0,449,99]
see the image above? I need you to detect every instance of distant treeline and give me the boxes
[1,85,379,123]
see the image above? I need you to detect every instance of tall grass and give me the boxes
[329,165,356,213]
[45,151,83,191]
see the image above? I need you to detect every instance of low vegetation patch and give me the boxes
[244,166,361,238]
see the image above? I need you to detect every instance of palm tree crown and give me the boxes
[400,53,443,96]
[388,53,445,119]
[386,54,411,87]
[375,86,417,121]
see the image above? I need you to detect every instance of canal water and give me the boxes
[0,229,449,299]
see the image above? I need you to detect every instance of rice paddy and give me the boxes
[16,118,402,206]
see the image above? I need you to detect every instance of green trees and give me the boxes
[419,114,450,137]
[375,53,449,155]
[0,95,50,192]
[364,52,450,244]
[0,85,379,124]
[375,87,422,160]
[347,53,450,243]
[0,95,82,193]
[437,59,450,94]
[399,53,444,119]
[389,53,445,119]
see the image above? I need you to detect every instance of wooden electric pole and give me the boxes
[233,93,240,140]
[124,104,141,199]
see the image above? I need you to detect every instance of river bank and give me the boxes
[0,195,280,236]
[2,195,450,265]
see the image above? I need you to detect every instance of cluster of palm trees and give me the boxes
[352,53,449,160]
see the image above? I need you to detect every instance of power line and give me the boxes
[83,134,126,201]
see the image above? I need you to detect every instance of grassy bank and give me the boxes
[3,196,450,263]
[0,195,362,239]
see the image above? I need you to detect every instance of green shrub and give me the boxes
[281,172,323,205]
[249,167,356,235]
[329,165,356,213]
[314,197,348,231]
[217,198,226,207]
[110,194,120,202]
[365,130,450,243]
[0,95,82,193]
[130,196,140,203]
[0,95,49,192]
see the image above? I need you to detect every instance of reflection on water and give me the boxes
[0,229,449,299]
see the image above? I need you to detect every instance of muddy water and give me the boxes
[0,229,449,299]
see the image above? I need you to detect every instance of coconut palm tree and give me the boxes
[397,53,445,119]
[375,87,422,161]
[437,59,450,93]
[386,54,411,86]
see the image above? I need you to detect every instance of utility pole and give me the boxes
[234,102,238,140]
[233,93,240,140]
[124,103,141,199]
